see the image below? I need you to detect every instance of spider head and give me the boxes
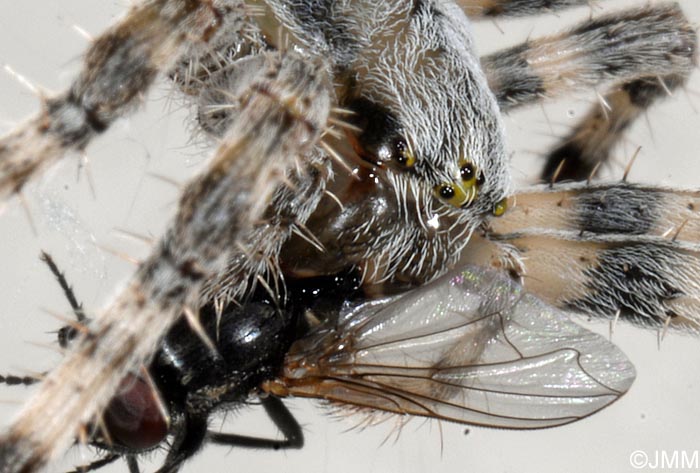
[343,2,511,232]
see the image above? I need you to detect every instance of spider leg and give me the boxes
[459,0,593,19]
[482,4,696,112]
[169,0,267,99]
[472,182,700,331]
[0,52,332,473]
[541,74,692,183]
[207,396,303,450]
[0,0,224,201]
[481,4,697,181]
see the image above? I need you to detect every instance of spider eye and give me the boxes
[460,161,477,185]
[345,98,416,171]
[434,183,475,208]
[436,159,483,208]
[393,138,416,168]
[492,197,508,217]
[439,184,456,200]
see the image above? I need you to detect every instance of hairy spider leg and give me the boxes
[481,4,697,181]
[459,0,593,18]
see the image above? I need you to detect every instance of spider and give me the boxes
[1,1,700,473]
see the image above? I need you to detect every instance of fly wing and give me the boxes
[272,265,636,429]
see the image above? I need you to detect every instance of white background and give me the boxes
[0,1,699,472]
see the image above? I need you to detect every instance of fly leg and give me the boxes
[63,454,122,473]
[207,396,304,450]
[154,414,208,473]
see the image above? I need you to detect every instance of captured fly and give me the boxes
[5,253,634,473]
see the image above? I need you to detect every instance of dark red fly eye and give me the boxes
[103,374,169,451]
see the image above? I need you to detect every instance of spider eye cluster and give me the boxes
[372,135,416,169]
[433,161,507,216]
[391,137,416,168]
[434,159,483,208]
[346,97,417,171]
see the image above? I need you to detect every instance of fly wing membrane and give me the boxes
[273,266,636,429]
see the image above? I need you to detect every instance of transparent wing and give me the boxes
[271,265,636,429]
